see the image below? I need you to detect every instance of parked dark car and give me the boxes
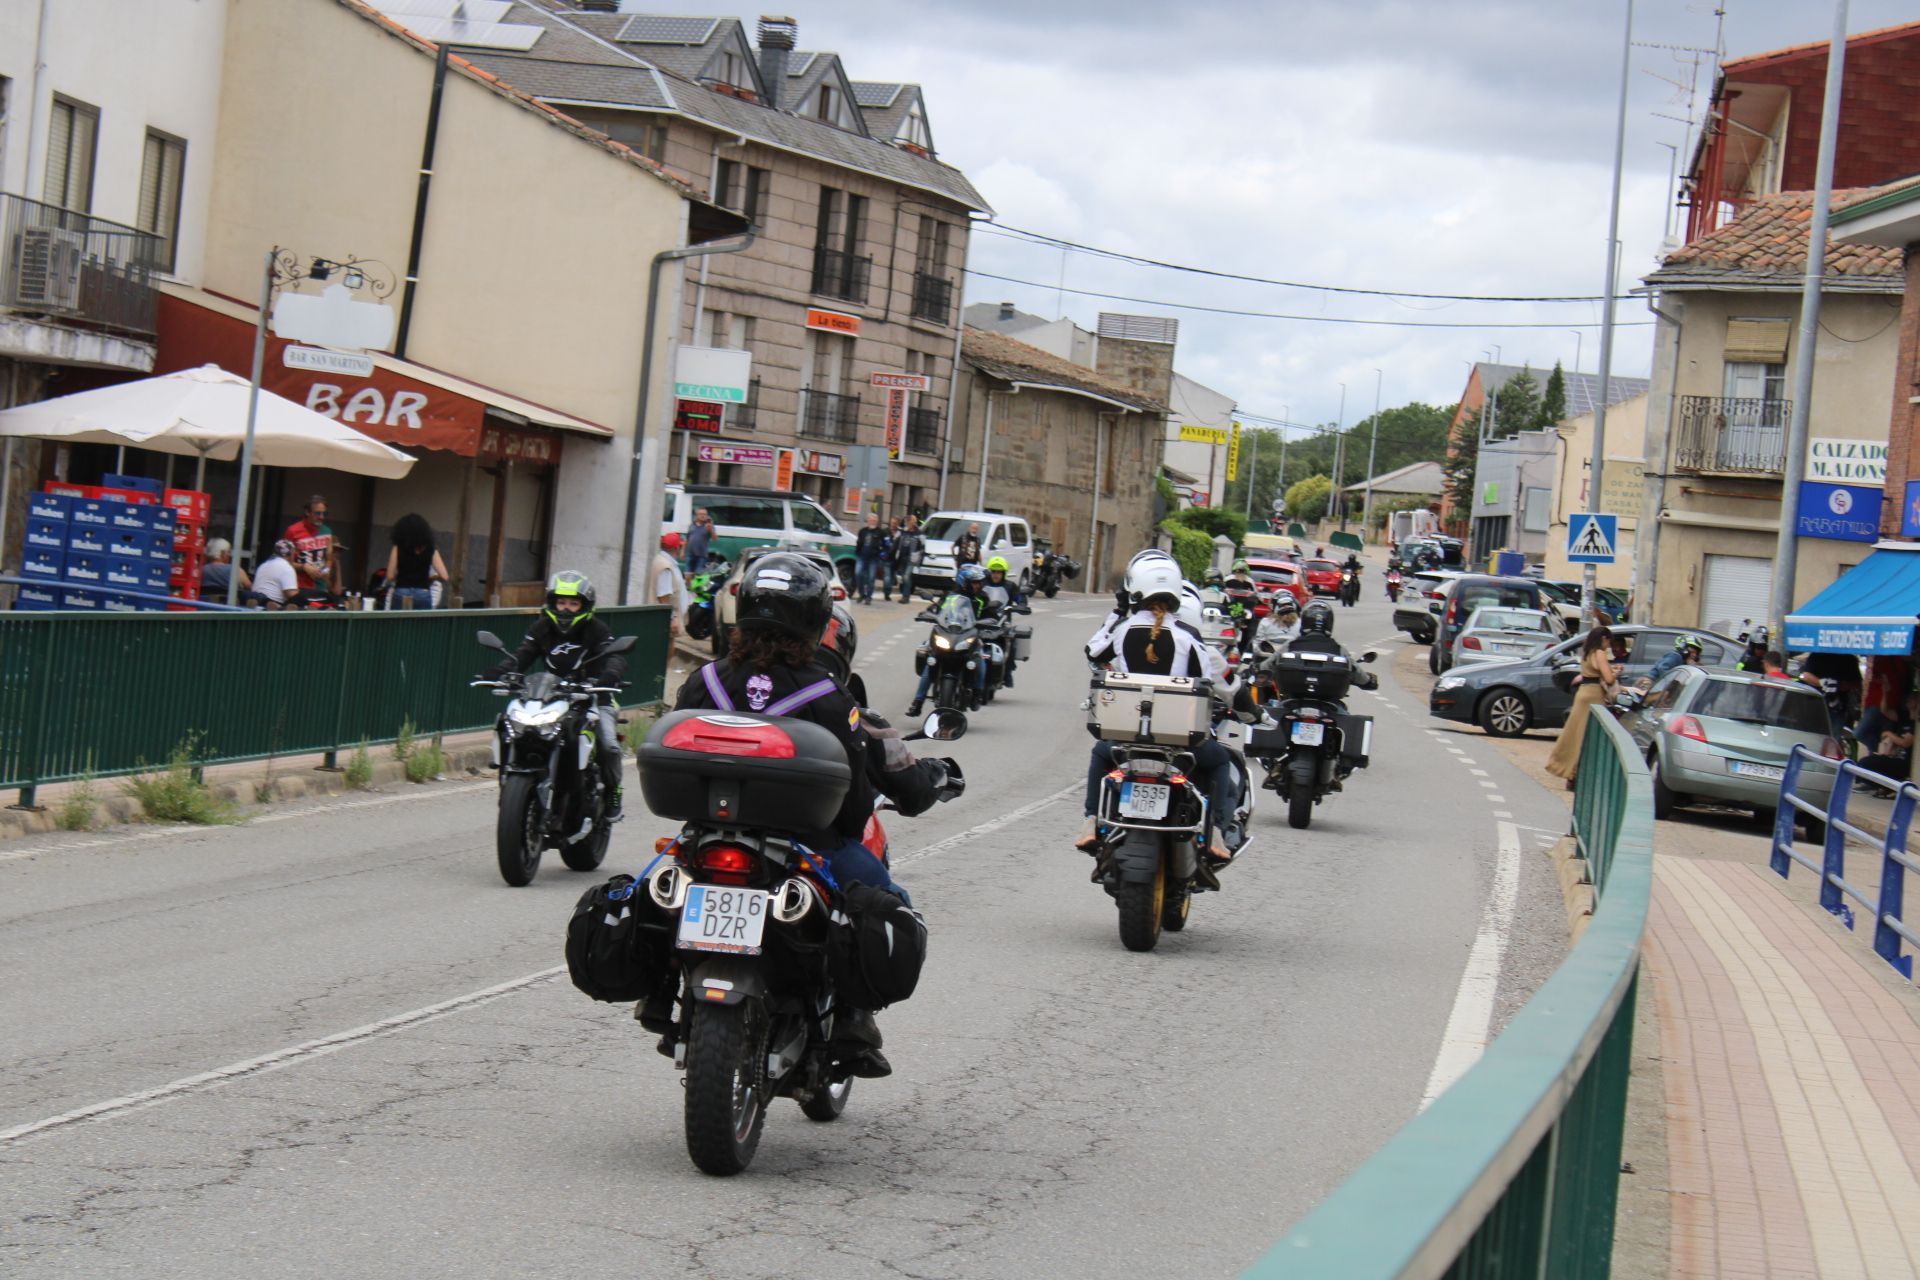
[1429,575,1567,674]
[1428,625,1741,737]
[1537,579,1628,628]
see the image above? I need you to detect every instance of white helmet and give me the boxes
[1125,556,1184,607]
[1177,582,1205,632]
[1127,547,1176,573]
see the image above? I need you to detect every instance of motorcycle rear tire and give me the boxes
[1287,756,1317,830]
[685,609,712,641]
[1116,840,1167,952]
[684,998,769,1176]
[1161,882,1191,932]
[799,1076,853,1122]
[1043,584,1059,598]
[496,774,544,886]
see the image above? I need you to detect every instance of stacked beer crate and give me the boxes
[19,476,180,611]
[165,487,212,602]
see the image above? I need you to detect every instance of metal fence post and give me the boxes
[320,618,354,771]
[7,620,56,810]
[1820,765,1852,919]
[1875,787,1916,978]
[1771,751,1804,878]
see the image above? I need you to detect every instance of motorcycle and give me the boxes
[914,592,989,720]
[1031,540,1081,599]
[1338,568,1360,607]
[1084,670,1253,952]
[1247,644,1376,830]
[1385,569,1402,603]
[683,554,731,642]
[976,588,1033,697]
[629,709,964,1175]
[473,630,634,886]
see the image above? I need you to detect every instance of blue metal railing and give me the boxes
[1772,745,1920,979]
[1,574,248,612]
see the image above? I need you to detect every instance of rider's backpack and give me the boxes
[565,874,662,1002]
[830,882,929,1010]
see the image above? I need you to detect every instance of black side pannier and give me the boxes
[566,875,666,1002]
[829,882,928,1010]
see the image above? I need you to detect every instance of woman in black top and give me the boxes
[384,513,448,609]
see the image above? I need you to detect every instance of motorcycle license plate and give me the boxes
[1291,721,1326,746]
[1118,781,1170,819]
[676,885,770,955]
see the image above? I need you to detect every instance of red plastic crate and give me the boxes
[163,488,211,523]
[172,523,207,551]
[171,547,205,578]
[43,482,158,505]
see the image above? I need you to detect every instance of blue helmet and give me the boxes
[955,564,987,587]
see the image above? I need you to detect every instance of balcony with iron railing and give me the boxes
[800,389,861,444]
[1671,394,1791,476]
[811,246,871,304]
[905,404,941,456]
[910,270,954,325]
[0,193,163,336]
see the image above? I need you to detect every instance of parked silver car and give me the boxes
[1450,606,1562,667]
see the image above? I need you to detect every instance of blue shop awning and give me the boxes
[1784,542,1920,654]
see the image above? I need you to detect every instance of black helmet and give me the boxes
[543,570,597,629]
[1300,601,1335,636]
[816,601,858,680]
[735,551,832,642]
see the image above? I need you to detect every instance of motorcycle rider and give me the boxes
[1220,558,1260,649]
[672,552,954,1079]
[1735,625,1770,673]
[1079,556,1242,863]
[1255,594,1302,650]
[1644,633,1704,685]
[905,564,992,717]
[980,556,1028,688]
[485,571,627,816]
[1286,600,1380,697]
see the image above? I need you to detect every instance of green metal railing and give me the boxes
[1248,712,1654,1279]
[0,606,672,806]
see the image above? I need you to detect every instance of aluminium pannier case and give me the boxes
[638,710,851,829]
[1086,671,1212,745]
[1013,626,1034,662]
[1336,713,1374,769]
[1270,650,1354,701]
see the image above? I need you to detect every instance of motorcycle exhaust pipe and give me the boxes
[770,876,830,944]
[647,863,690,912]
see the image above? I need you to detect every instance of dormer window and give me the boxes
[894,98,931,154]
[812,82,858,131]
[710,48,757,99]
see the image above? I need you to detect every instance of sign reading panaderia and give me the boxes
[1807,437,1888,484]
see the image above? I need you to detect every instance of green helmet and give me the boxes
[544,570,597,629]
[1674,633,1703,654]
[986,555,1009,573]
[1231,558,1250,574]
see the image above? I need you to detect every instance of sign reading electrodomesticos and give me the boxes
[1807,437,1888,484]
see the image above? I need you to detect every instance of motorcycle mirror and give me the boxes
[598,635,637,656]
[923,709,968,741]
[476,630,506,651]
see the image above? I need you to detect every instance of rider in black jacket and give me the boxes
[486,570,628,813]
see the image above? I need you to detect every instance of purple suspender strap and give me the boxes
[764,678,840,717]
[700,662,734,710]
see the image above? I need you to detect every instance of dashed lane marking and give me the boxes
[1487,794,1506,803]
[1421,820,1523,1108]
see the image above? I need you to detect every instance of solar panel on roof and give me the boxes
[397,14,544,50]
[852,82,903,108]
[377,0,512,22]
[615,15,719,45]
[787,52,817,76]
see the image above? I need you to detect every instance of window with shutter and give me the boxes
[1724,317,1791,364]
[137,129,186,273]
[43,96,99,213]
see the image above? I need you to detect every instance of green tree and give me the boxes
[1444,416,1478,514]
[1284,474,1333,522]
[1537,361,1568,429]
[1493,366,1540,439]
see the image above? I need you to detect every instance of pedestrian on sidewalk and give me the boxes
[854,513,888,605]
[1547,625,1619,788]
[889,514,922,601]
[383,514,447,610]
[684,507,713,575]
[653,533,689,637]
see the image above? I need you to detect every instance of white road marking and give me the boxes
[0,784,1079,1148]
[0,782,496,864]
[1492,810,1513,819]
[1478,781,1497,790]
[1468,769,1489,777]
[1420,821,1523,1109]
[1487,794,1506,804]
[1057,611,1103,620]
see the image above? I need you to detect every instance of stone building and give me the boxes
[947,327,1167,592]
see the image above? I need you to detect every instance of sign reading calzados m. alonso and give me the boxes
[1807,437,1888,484]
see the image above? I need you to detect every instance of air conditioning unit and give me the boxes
[10,227,85,311]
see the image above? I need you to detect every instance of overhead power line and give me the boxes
[977,222,1617,304]
[963,268,1655,330]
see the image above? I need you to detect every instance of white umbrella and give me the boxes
[0,364,415,479]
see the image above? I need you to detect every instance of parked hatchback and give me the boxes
[1618,666,1839,840]
[1430,575,1565,674]
[1451,606,1561,667]
[1428,625,1741,737]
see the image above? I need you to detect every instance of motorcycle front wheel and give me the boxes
[684,998,770,1176]
[496,773,544,886]
[560,807,611,872]
[1043,583,1059,598]
[799,1075,852,1122]
[1116,837,1168,952]
[685,607,712,641]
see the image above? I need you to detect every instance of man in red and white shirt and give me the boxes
[284,495,336,593]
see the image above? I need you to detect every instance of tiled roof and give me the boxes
[1648,187,1905,287]
[855,82,918,145]
[1722,19,1920,76]
[962,328,1166,414]
[466,55,673,107]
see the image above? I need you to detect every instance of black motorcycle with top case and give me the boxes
[1246,645,1376,829]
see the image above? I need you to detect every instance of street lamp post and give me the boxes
[1363,368,1383,541]
[1583,0,1636,630]
[1331,384,1347,530]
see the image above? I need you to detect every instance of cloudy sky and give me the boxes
[624,0,1913,437]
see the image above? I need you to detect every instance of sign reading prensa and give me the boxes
[1178,424,1229,445]
[1566,512,1618,564]
[871,371,931,391]
[806,308,861,336]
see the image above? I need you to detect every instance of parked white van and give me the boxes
[911,511,1035,593]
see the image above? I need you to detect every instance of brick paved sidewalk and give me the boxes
[1647,851,1920,1278]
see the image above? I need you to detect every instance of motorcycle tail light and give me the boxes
[698,844,756,885]
[1107,768,1126,781]
[1668,715,1709,744]
[1167,773,1188,786]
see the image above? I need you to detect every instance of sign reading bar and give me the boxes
[1808,436,1888,484]
[1178,424,1229,445]
[884,388,908,460]
[871,371,931,391]
[806,308,861,336]
[283,345,373,377]
[479,426,560,465]
[672,345,751,404]
[696,441,774,467]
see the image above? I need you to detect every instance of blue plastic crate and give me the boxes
[25,517,66,551]
[65,523,109,554]
[22,547,64,579]
[103,559,147,590]
[144,529,173,561]
[100,592,145,613]
[28,492,69,522]
[107,530,149,561]
[148,505,177,532]
[102,474,162,494]
[62,553,105,586]
[15,584,61,610]
[68,499,117,528]
[142,560,169,589]
[59,589,102,611]
[106,502,150,532]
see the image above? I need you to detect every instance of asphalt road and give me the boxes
[1,576,1567,1278]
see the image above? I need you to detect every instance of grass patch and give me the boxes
[403,734,445,784]
[55,774,101,832]
[393,716,417,762]
[124,738,238,825]
[344,740,374,790]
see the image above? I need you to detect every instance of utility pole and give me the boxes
[1769,0,1850,640]
[1276,405,1290,514]
[1363,368,1383,540]
[1583,0,1635,629]
[1243,427,1260,524]
[1332,383,1347,530]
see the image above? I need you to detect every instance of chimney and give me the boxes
[757,16,796,110]
[998,301,1016,321]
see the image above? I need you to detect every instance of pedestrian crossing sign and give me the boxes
[1566,512,1618,564]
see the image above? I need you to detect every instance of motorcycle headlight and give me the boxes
[955,637,975,650]
[933,634,953,650]
[1436,676,1465,691]
[510,700,570,729]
